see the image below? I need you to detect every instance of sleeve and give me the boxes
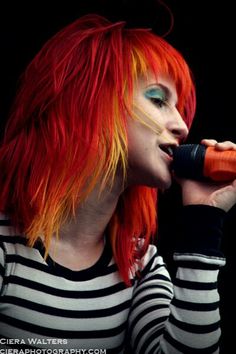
[127,205,226,354]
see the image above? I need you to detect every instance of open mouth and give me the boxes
[159,144,175,157]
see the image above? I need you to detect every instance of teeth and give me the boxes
[166,146,173,156]
[160,145,174,156]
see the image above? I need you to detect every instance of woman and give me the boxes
[0,14,235,353]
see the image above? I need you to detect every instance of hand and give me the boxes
[178,139,236,212]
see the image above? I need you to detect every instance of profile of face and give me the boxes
[127,73,189,189]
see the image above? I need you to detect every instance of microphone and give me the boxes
[172,144,236,182]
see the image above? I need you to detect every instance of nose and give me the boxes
[166,107,189,142]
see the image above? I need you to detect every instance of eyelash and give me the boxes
[150,97,168,108]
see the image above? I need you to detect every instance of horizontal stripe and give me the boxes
[169,314,220,334]
[163,330,219,353]
[133,283,173,301]
[173,288,219,306]
[6,254,65,273]
[175,260,220,270]
[174,253,226,267]
[6,254,117,280]
[0,236,27,244]
[3,308,129,333]
[174,278,217,290]
[131,292,172,313]
[0,313,127,338]
[4,275,128,298]
[177,269,219,284]
[139,273,171,286]
[172,298,219,311]
[2,295,132,318]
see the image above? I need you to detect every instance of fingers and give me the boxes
[201,139,217,146]
[214,141,236,151]
[201,139,236,151]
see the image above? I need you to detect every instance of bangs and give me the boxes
[126,30,196,128]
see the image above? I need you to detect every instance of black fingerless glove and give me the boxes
[176,204,226,257]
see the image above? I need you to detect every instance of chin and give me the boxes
[158,178,172,190]
[127,165,173,189]
[144,173,173,189]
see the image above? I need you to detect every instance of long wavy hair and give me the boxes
[0,15,196,285]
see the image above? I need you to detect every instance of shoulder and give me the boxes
[0,214,37,261]
[141,244,161,268]
[132,243,171,282]
[0,213,26,247]
[130,244,173,301]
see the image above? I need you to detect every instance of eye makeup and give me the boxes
[144,86,168,108]
[145,87,166,100]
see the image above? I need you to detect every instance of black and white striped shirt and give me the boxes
[0,206,226,353]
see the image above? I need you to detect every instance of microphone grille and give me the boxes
[172,144,206,180]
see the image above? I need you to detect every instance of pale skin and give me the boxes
[48,75,236,270]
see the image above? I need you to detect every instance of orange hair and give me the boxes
[0,15,196,285]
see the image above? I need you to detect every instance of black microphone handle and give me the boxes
[172,144,207,181]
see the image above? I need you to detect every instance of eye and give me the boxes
[144,88,168,109]
[150,97,167,108]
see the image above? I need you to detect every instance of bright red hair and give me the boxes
[0,15,196,285]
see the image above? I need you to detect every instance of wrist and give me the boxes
[175,204,226,257]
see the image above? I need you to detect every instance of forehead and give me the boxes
[135,73,178,103]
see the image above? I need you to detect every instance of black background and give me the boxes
[0,1,235,352]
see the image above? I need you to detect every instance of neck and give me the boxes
[53,174,125,249]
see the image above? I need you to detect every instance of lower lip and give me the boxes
[159,148,173,162]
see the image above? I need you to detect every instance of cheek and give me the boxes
[127,128,159,168]
[127,121,153,157]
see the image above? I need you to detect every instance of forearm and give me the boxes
[162,205,225,353]
[128,205,226,353]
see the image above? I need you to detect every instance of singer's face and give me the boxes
[127,73,189,189]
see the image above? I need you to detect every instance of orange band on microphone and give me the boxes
[204,147,236,181]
